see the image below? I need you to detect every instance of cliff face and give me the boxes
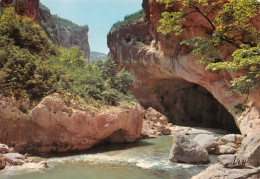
[1,0,39,24]
[107,0,260,135]
[39,4,90,60]
[0,1,91,60]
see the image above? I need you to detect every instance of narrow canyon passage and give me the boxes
[144,79,240,133]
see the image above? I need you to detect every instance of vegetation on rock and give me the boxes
[0,7,135,106]
[39,3,79,29]
[111,9,145,31]
[157,0,260,113]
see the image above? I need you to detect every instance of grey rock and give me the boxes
[218,154,247,168]
[218,134,243,145]
[192,163,260,179]
[193,134,216,152]
[39,6,90,60]
[3,153,25,165]
[169,133,210,164]
[238,132,260,167]
[215,145,237,155]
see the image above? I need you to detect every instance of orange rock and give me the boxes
[107,0,260,136]
[0,94,144,154]
[1,0,40,24]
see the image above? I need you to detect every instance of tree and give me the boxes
[157,0,260,112]
[113,68,134,95]
[102,57,117,80]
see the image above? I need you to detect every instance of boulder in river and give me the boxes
[3,153,25,165]
[193,134,216,152]
[0,155,6,170]
[169,133,210,164]
[215,145,237,155]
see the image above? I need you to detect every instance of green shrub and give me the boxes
[0,7,136,106]
[111,10,145,31]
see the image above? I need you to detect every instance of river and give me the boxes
[0,135,219,179]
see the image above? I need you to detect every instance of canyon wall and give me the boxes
[0,0,90,60]
[39,4,90,60]
[107,0,260,134]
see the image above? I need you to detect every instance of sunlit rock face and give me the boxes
[1,0,40,24]
[0,94,144,154]
[107,0,260,134]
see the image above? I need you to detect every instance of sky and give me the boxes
[41,0,143,54]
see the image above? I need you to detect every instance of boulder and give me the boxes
[192,163,260,179]
[0,94,144,153]
[3,153,25,165]
[238,132,260,167]
[0,144,9,154]
[217,155,247,168]
[193,134,216,152]
[217,134,243,146]
[162,128,172,135]
[0,155,6,170]
[145,107,169,126]
[169,133,210,164]
[4,161,48,171]
[215,145,237,155]
[141,120,156,138]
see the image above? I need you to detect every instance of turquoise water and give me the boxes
[0,136,217,179]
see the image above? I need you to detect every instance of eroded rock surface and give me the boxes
[192,163,260,179]
[39,4,90,59]
[107,0,260,135]
[169,133,210,164]
[0,143,47,171]
[0,94,144,153]
[193,134,216,152]
[238,133,260,167]
[141,107,172,138]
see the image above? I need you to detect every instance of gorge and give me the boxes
[0,0,260,178]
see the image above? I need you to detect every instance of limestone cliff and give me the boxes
[0,94,144,154]
[107,0,260,135]
[0,1,90,60]
[39,3,90,60]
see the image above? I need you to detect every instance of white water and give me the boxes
[0,136,218,179]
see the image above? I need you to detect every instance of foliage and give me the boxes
[0,7,135,106]
[157,0,260,111]
[113,68,134,95]
[0,7,58,99]
[111,10,145,31]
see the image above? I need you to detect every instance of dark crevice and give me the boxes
[151,79,240,133]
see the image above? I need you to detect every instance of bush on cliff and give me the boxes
[157,0,260,113]
[111,9,146,31]
[0,7,135,106]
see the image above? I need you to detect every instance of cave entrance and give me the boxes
[150,79,240,133]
